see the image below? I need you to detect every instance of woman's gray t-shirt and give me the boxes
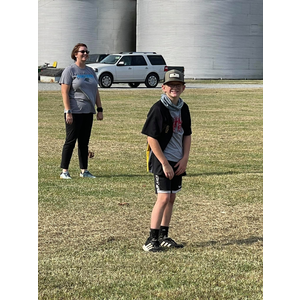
[59,63,98,114]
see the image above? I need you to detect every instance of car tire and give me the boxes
[99,73,113,88]
[145,73,159,88]
[128,83,140,88]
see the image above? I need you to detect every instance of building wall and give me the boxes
[38,0,136,68]
[136,0,263,79]
[39,0,263,79]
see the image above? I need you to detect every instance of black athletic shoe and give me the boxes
[159,237,184,248]
[142,237,163,252]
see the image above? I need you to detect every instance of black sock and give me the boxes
[149,229,159,240]
[159,226,169,239]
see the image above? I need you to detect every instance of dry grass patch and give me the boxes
[39,87,263,299]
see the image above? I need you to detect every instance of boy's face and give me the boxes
[162,81,185,103]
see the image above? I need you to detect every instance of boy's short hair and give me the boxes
[163,69,185,85]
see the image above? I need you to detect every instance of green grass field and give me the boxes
[38,85,263,299]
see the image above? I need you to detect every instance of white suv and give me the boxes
[87,52,167,88]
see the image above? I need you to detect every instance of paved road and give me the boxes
[38,82,263,91]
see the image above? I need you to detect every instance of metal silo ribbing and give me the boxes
[136,0,263,79]
[38,0,136,68]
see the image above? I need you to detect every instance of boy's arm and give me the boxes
[175,135,191,175]
[147,136,175,180]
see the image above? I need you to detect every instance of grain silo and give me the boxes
[38,0,136,68]
[136,0,263,79]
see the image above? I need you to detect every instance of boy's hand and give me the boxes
[162,163,174,180]
[174,158,188,176]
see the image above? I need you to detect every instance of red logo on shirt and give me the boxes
[173,116,182,132]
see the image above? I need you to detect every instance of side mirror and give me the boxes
[117,61,125,66]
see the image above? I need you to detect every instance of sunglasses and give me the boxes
[77,50,90,54]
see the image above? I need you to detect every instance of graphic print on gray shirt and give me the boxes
[163,109,184,162]
[59,63,98,114]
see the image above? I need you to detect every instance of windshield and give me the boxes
[100,55,121,64]
[86,54,99,63]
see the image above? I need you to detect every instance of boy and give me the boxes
[141,70,192,252]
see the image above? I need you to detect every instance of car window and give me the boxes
[147,55,166,65]
[132,56,147,66]
[101,55,121,64]
[99,54,108,62]
[86,54,99,63]
[119,56,132,66]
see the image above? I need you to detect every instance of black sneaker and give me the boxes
[142,237,163,252]
[159,237,184,248]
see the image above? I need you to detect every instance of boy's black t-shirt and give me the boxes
[142,100,192,175]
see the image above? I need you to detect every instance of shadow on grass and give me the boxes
[192,236,263,248]
[187,171,263,177]
[91,173,150,178]
[89,170,262,179]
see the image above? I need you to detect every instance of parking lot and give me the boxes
[38,81,263,91]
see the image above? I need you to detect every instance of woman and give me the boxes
[59,43,103,179]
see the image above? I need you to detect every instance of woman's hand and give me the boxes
[97,112,103,120]
[66,113,73,124]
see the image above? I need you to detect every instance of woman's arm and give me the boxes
[61,84,73,124]
[95,91,103,120]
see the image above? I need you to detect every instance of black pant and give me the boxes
[60,113,93,170]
